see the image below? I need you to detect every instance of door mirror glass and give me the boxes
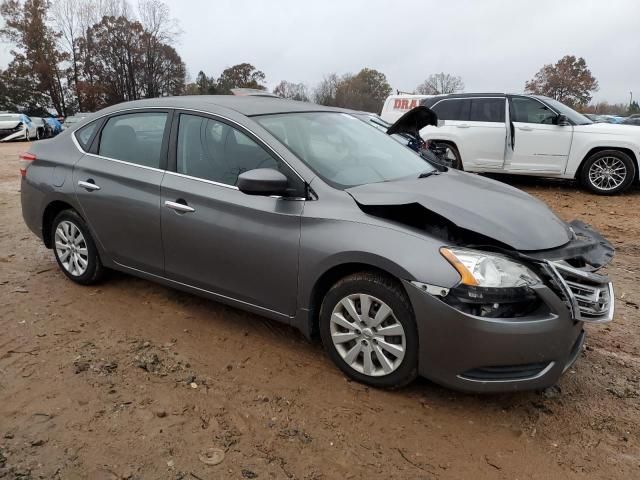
[556,114,570,126]
[237,168,289,196]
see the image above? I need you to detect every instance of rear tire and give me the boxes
[580,150,635,195]
[435,142,462,170]
[52,210,104,285]
[319,272,418,389]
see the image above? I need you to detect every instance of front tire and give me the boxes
[319,272,418,388]
[52,210,104,285]
[580,150,635,195]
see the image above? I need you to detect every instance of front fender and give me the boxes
[297,215,461,310]
[567,135,640,177]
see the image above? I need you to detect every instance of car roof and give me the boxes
[95,95,344,117]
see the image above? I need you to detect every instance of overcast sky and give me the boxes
[1,0,638,105]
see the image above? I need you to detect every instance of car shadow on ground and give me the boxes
[104,268,542,408]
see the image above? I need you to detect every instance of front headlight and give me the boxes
[440,247,540,288]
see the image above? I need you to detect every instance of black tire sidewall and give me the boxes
[581,150,635,195]
[52,210,103,285]
[319,274,419,389]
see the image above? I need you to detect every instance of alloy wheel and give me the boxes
[588,156,627,191]
[329,293,406,377]
[54,220,89,276]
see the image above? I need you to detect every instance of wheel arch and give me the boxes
[428,139,463,169]
[42,200,81,248]
[576,146,639,182]
[305,261,409,339]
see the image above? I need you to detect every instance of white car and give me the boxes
[0,113,38,142]
[420,93,639,195]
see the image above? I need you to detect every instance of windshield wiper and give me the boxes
[418,170,440,178]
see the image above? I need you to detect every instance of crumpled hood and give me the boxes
[0,121,22,130]
[346,169,573,251]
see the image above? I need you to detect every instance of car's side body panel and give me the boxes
[160,172,304,316]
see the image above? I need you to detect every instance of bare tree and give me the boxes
[416,73,464,95]
[313,73,339,106]
[137,0,182,97]
[51,0,83,110]
[273,80,309,101]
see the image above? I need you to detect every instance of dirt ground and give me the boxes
[0,140,638,480]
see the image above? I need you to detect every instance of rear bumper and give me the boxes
[404,281,586,393]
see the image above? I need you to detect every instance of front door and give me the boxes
[73,110,170,275]
[160,112,305,316]
[505,96,573,173]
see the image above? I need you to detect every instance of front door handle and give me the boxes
[518,126,533,131]
[78,180,101,191]
[164,200,195,213]
[456,124,470,128]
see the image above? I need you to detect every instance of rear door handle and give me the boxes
[78,180,100,191]
[456,124,470,128]
[518,126,533,131]
[164,200,195,213]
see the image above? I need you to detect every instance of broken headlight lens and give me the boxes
[440,247,540,288]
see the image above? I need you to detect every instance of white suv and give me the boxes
[420,93,639,194]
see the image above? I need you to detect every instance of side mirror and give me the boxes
[237,168,289,196]
[556,114,570,126]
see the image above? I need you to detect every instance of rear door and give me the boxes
[72,110,171,275]
[464,97,507,169]
[160,112,305,316]
[427,97,507,169]
[505,96,573,173]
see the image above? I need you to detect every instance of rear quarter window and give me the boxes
[75,122,99,150]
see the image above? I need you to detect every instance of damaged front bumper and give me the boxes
[406,220,614,393]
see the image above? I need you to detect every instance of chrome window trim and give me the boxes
[164,170,239,190]
[70,105,307,185]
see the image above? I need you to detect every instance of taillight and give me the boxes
[19,152,36,178]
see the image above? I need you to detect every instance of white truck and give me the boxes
[416,93,639,195]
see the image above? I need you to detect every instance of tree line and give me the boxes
[0,1,634,117]
[0,0,187,116]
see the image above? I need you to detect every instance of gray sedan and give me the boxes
[20,96,615,392]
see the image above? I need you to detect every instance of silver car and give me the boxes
[20,96,615,392]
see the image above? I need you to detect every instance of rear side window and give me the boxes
[75,122,98,150]
[176,114,279,186]
[469,98,505,122]
[431,99,470,121]
[98,112,168,168]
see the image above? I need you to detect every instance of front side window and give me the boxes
[98,112,168,168]
[176,114,280,187]
[510,97,556,124]
[431,99,470,121]
[255,112,433,189]
[469,98,505,122]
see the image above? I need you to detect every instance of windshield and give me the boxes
[537,97,593,125]
[0,115,21,122]
[254,112,433,188]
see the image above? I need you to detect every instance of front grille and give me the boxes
[460,362,552,382]
[543,261,614,323]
